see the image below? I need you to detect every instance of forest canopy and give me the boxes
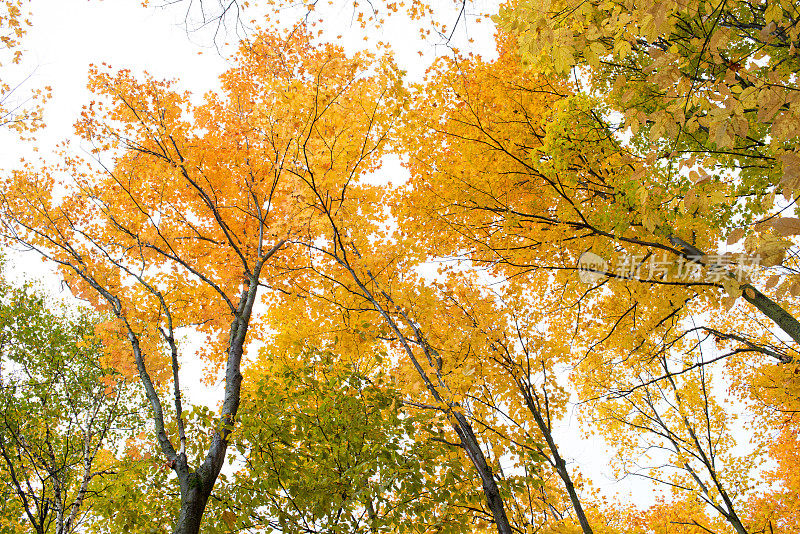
[0,0,799,533]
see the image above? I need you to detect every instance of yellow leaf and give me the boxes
[221,510,237,529]
[722,277,742,298]
[767,217,800,236]
[765,275,781,290]
[615,39,632,59]
[726,228,745,244]
[778,151,800,194]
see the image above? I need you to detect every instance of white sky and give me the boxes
[0,0,658,513]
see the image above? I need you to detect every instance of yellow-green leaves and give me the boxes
[223,350,472,534]
[0,271,144,534]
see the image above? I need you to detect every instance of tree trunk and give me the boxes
[519,382,593,534]
[669,236,799,360]
[452,412,513,534]
[334,255,515,534]
[552,455,593,534]
[741,284,800,359]
[173,470,213,534]
[726,513,749,534]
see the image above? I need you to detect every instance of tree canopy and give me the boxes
[1,1,799,533]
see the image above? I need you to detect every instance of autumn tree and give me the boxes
[0,28,404,534]
[485,4,800,524]
[266,202,527,531]
[480,299,598,533]
[397,44,641,532]
[586,344,755,533]
[393,22,800,532]
[497,0,800,184]
[742,422,800,532]
[265,192,611,533]
[403,31,800,362]
[490,0,800,352]
[86,445,177,534]
[0,271,141,534]
[85,348,477,534]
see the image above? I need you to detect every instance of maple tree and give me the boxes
[266,174,614,533]
[497,0,800,180]
[487,4,800,526]
[589,350,753,533]
[479,297,597,534]
[0,269,142,534]
[490,0,800,352]
[403,32,799,358]
[396,44,630,533]
[0,27,403,533]
[396,22,800,532]
[267,192,527,531]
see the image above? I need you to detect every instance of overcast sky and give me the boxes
[12,0,495,150]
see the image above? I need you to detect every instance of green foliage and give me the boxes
[206,350,473,534]
[0,267,144,534]
[86,450,177,534]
